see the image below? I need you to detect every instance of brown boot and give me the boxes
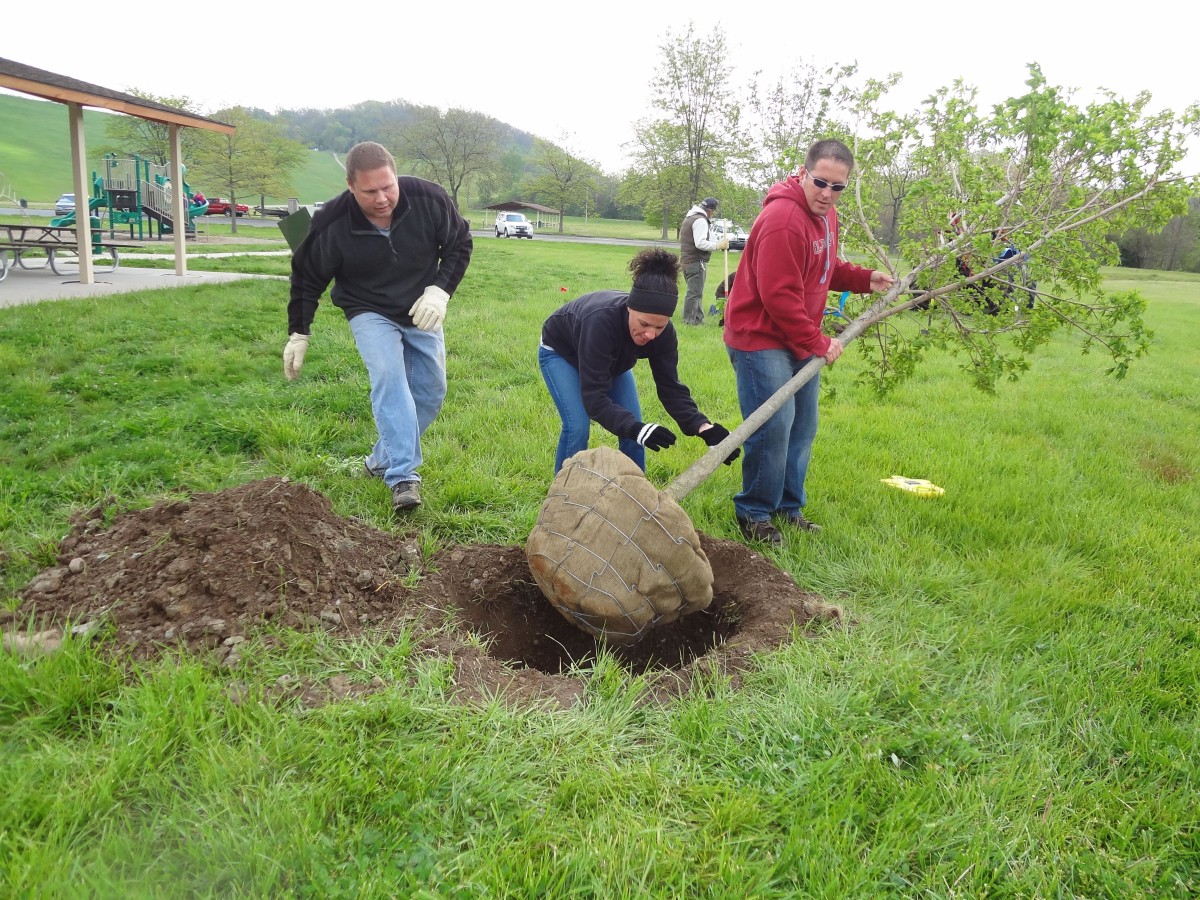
[391,481,421,512]
[736,517,782,545]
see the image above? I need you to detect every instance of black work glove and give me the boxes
[635,422,677,451]
[700,423,740,465]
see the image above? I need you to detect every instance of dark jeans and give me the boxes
[726,346,821,521]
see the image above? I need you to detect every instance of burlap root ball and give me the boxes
[525,447,714,644]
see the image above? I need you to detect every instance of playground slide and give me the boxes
[181,178,208,219]
[143,180,206,234]
[49,195,105,228]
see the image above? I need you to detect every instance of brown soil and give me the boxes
[6,478,846,709]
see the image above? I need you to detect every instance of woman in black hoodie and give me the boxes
[538,247,738,474]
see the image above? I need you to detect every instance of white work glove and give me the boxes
[411,285,450,332]
[283,333,309,381]
[715,238,730,252]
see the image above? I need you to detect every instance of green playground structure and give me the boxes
[49,154,209,240]
[47,187,105,247]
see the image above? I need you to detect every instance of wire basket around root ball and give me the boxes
[525,447,713,645]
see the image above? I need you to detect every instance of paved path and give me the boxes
[0,263,284,310]
[130,250,291,260]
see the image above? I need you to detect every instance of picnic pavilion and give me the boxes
[0,56,234,284]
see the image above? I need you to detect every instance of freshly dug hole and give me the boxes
[8,477,846,708]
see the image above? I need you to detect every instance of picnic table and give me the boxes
[0,223,139,282]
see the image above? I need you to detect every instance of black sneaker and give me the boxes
[736,517,782,545]
[363,457,386,480]
[780,511,821,533]
[391,481,421,512]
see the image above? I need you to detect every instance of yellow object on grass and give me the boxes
[881,475,945,498]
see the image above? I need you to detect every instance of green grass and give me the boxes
[1,242,1198,897]
[0,94,113,204]
[280,149,349,206]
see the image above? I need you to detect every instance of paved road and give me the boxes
[1,208,676,246]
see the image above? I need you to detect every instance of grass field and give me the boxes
[1,241,1198,896]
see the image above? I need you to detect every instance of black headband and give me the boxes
[627,286,678,316]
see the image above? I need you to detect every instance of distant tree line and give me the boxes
[250,101,640,227]
[107,46,1199,271]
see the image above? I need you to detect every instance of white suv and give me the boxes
[710,219,749,251]
[495,212,534,239]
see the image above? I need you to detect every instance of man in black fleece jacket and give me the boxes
[284,141,473,514]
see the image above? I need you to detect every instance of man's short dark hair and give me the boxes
[345,142,397,184]
[805,139,855,173]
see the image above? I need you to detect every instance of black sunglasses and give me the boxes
[807,174,848,193]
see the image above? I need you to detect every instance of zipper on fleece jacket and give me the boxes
[820,215,830,286]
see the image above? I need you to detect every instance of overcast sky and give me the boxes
[5,1,1198,175]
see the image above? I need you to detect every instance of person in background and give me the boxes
[679,197,729,326]
[284,141,473,515]
[539,247,739,474]
[723,138,894,544]
[712,270,737,326]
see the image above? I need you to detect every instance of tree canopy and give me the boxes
[190,107,307,234]
[626,22,739,238]
[525,138,600,233]
[830,64,1200,392]
[101,89,205,166]
[394,107,503,209]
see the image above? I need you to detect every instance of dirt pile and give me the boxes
[7,477,845,708]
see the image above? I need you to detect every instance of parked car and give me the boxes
[54,193,75,216]
[205,198,250,217]
[710,219,749,251]
[495,211,533,239]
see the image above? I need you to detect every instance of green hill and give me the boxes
[0,93,348,206]
[270,150,348,207]
[0,93,112,203]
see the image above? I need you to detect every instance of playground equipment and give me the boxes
[49,179,105,236]
[49,155,208,240]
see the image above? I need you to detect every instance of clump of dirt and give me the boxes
[6,478,846,708]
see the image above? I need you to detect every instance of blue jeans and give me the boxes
[726,346,821,522]
[538,345,644,473]
[349,312,446,486]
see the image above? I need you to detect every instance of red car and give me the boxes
[204,197,249,217]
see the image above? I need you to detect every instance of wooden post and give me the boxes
[67,103,94,284]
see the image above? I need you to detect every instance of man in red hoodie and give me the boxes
[723,139,893,545]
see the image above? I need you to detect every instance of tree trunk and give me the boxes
[665,290,895,502]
